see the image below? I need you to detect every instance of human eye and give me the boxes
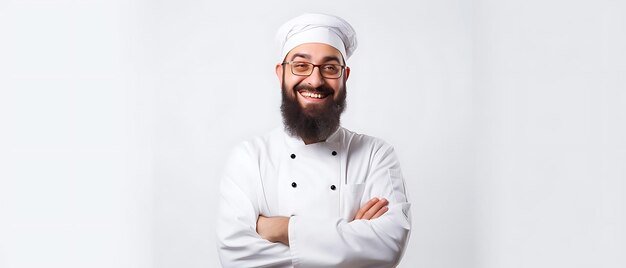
[292,62,311,71]
[322,64,339,73]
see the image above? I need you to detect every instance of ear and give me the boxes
[343,66,351,81]
[275,63,284,86]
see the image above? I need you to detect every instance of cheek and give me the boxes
[283,77,302,98]
[331,81,344,95]
[284,75,302,88]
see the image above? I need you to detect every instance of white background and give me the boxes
[1,0,625,267]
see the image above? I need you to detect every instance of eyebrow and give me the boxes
[291,53,311,60]
[291,53,343,64]
[322,55,342,64]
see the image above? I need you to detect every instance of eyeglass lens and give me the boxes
[290,62,343,78]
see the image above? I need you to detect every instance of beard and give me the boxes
[280,81,346,142]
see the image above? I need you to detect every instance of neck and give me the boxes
[302,137,324,145]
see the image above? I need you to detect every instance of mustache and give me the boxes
[294,84,334,94]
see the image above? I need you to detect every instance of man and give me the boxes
[216,13,411,267]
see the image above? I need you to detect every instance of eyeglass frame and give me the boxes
[281,61,346,79]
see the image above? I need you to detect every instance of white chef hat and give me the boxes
[275,13,358,62]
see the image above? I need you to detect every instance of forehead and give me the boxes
[285,43,344,63]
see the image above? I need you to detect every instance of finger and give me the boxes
[355,198,379,219]
[362,198,388,220]
[364,199,388,220]
[355,198,379,220]
[371,206,388,219]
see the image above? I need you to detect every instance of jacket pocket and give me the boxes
[340,183,365,221]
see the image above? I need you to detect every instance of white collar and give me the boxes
[280,126,343,149]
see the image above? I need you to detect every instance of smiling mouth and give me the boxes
[299,91,328,99]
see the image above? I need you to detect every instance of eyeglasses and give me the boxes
[282,61,346,79]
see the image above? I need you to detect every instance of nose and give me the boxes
[303,66,326,88]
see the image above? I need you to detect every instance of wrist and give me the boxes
[278,217,290,245]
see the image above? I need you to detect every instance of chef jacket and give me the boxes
[216,126,411,268]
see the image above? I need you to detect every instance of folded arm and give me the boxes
[256,197,390,245]
[218,142,411,268]
[259,145,412,268]
[215,144,293,268]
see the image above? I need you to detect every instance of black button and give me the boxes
[330,185,336,190]
[291,182,297,188]
[290,154,296,159]
[332,151,337,156]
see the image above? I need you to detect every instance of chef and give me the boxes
[216,13,411,267]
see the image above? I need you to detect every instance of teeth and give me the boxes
[301,92,324,99]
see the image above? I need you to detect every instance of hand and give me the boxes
[256,215,290,246]
[354,197,389,220]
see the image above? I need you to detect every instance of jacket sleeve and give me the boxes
[216,143,293,268]
[287,144,412,268]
